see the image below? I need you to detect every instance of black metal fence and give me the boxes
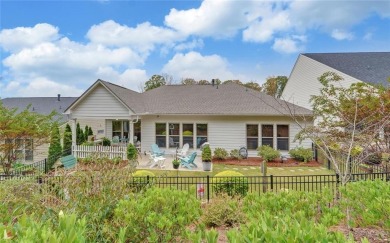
[326,157,389,174]
[4,172,386,202]
[0,159,48,178]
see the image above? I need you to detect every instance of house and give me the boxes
[282,52,390,110]
[1,95,77,163]
[64,80,313,156]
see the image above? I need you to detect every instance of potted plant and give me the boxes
[202,145,212,171]
[172,159,180,169]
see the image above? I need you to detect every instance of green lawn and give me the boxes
[137,163,334,177]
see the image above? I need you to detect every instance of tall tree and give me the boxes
[84,125,89,142]
[48,123,62,170]
[144,75,166,91]
[262,76,288,98]
[63,123,72,156]
[223,80,243,85]
[0,102,55,174]
[244,81,262,92]
[181,78,197,85]
[76,123,84,145]
[294,72,390,185]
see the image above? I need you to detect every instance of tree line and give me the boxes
[143,74,288,98]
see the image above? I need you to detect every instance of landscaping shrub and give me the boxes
[230,149,242,160]
[213,147,228,160]
[257,145,280,162]
[127,143,138,168]
[111,156,122,165]
[48,123,62,170]
[102,137,111,146]
[113,187,201,242]
[131,170,156,191]
[201,193,246,227]
[202,145,212,162]
[213,170,248,197]
[289,147,313,162]
[63,123,72,156]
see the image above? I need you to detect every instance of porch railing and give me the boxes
[72,145,127,160]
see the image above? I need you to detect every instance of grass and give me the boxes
[137,163,334,177]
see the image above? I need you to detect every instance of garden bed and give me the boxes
[212,157,322,167]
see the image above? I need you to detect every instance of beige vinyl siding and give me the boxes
[282,54,362,110]
[106,120,113,140]
[140,115,312,157]
[33,143,48,163]
[71,85,132,118]
[76,119,106,139]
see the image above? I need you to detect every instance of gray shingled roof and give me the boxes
[1,96,77,123]
[303,52,390,86]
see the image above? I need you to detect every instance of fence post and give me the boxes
[206,175,210,203]
[44,158,48,174]
[270,175,274,191]
[348,156,352,174]
[327,159,331,170]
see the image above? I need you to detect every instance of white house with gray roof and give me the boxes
[282,52,390,110]
[1,96,78,163]
[65,80,313,156]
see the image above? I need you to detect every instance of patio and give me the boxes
[136,153,206,172]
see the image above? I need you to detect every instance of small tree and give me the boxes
[88,126,93,136]
[0,102,55,174]
[76,123,85,145]
[127,143,138,168]
[144,74,166,91]
[48,123,62,170]
[84,125,89,142]
[63,124,72,156]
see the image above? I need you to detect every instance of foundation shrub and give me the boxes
[289,147,313,162]
[213,148,228,160]
[257,145,280,162]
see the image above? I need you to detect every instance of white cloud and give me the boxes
[0,23,60,52]
[86,20,184,55]
[165,0,259,38]
[331,29,354,40]
[174,39,204,52]
[162,51,240,81]
[272,35,306,54]
[4,78,82,97]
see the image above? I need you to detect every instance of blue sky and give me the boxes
[1,0,389,97]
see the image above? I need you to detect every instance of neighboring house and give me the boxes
[1,95,77,163]
[64,80,313,156]
[282,52,390,110]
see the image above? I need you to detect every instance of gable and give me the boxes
[70,84,132,118]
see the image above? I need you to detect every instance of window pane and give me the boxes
[183,124,194,148]
[197,124,207,136]
[25,139,33,161]
[169,136,180,148]
[156,123,166,135]
[169,123,179,135]
[247,138,258,150]
[156,136,166,147]
[113,121,122,131]
[247,124,258,137]
[262,125,273,137]
[262,138,273,147]
[277,125,289,137]
[277,138,289,150]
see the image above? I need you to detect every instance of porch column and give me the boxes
[71,119,77,147]
[129,120,134,144]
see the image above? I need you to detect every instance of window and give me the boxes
[169,123,180,148]
[133,121,141,143]
[277,125,289,150]
[196,124,208,148]
[112,121,129,139]
[6,138,34,162]
[247,124,258,150]
[262,125,274,148]
[156,123,166,147]
[182,124,194,148]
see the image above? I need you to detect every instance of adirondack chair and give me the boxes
[180,152,197,169]
[151,144,165,157]
[60,155,77,169]
[177,143,190,158]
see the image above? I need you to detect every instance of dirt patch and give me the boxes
[212,157,323,167]
[330,225,390,242]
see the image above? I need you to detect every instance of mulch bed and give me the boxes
[212,157,323,167]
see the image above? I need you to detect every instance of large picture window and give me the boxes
[112,121,129,140]
[182,124,194,148]
[277,125,289,150]
[262,124,274,148]
[6,138,34,162]
[155,123,166,147]
[169,123,180,148]
[196,124,208,148]
[246,124,258,150]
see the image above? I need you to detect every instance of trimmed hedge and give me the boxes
[213,170,248,197]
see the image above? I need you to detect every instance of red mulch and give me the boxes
[212,157,323,167]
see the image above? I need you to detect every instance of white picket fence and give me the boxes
[72,145,127,160]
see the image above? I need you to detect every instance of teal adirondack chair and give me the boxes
[180,152,197,169]
[151,144,165,157]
